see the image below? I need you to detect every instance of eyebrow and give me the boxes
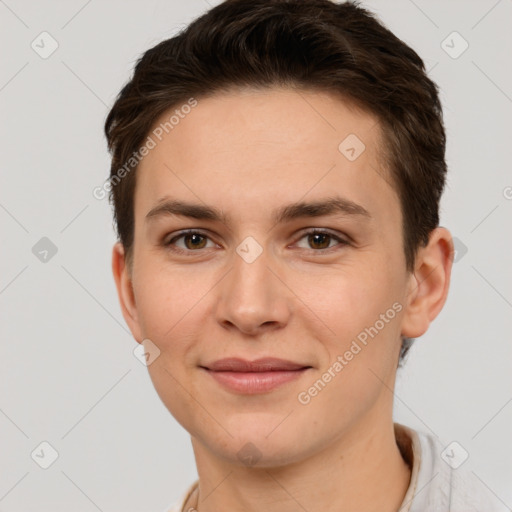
[145,196,371,225]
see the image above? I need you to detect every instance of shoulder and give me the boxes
[162,480,198,512]
[399,424,502,512]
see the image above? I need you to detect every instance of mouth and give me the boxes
[200,357,313,394]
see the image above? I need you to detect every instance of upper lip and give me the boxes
[203,357,311,372]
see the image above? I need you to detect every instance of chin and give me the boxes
[206,424,309,468]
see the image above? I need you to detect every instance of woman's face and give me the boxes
[114,87,420,466]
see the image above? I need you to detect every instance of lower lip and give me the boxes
[204,368,309,394]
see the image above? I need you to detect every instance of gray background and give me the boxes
[1,0,511,510]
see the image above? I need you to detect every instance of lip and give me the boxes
[201,357,312,394]
[205,357,310,372]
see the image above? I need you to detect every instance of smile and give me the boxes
[199,357,312,394]
[202,367,311,394]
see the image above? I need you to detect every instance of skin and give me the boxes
[112,86,454,512]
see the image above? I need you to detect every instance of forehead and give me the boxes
[134,86,398,226]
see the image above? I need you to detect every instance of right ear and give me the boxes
[111,242,143,343]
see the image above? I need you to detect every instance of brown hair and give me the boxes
[104,0,447,364]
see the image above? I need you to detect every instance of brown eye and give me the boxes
[295,229,348,252]
[308,232,332,250]
[165,230,214,253]
[182,233,207,250]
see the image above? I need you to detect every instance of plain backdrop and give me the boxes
[1,0,511,510]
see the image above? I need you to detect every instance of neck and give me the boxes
[187,413,412,512]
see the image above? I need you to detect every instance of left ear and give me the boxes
[400,227,454,338]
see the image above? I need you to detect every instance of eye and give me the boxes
[294,229,348,252]
[164,230,216,253]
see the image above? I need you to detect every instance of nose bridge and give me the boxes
[215,239,290,333]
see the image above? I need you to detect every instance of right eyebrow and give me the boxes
[145,199,229,224]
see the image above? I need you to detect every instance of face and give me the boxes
[113,86,447,467]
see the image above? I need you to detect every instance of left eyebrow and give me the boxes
[145,195,371,225]
[272,196,371,224]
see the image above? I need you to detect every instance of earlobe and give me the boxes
[111,242,143,343]
[400,227,454,339]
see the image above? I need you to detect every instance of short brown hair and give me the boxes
[104,0,447,363]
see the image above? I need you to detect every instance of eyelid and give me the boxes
[165,229,217,248]
[291,228,349,251]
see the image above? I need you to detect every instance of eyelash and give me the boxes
[163,229,349,255]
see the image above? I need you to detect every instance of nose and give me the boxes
[214,244,292,336]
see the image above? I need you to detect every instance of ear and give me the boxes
[112,242,143,343]
[400,227,454,338]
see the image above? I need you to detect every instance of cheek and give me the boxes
[310,264,401,340]
[133,258,209,343]
[145,361,204,437]
[306,266,405,405]
[133,266,206,431]
[297,278,403,432]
